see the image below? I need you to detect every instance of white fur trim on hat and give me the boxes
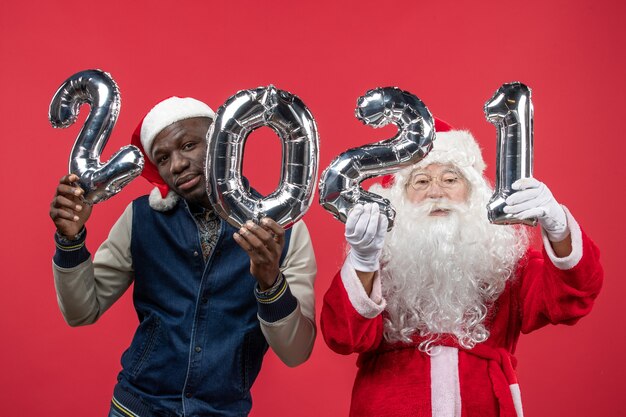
[420,130,486,174]
[149,187,180,211]
[140,97,215,162]
[396,130,486,190]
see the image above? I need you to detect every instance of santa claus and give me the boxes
[320,121,603,417]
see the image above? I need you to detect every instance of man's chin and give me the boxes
[176,181,210,206]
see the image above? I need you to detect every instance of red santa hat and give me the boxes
[130,97,215,211]
[375,118,489,201]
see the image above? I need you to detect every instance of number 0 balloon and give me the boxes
[318,87,435,229]
[206,86,319,229]
[49,69,144,204]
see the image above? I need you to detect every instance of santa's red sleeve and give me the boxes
[516,206,604,334]
[321,256,386,354]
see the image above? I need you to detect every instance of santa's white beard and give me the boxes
[381,196,528,351]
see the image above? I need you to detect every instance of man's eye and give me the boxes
[183,142,195,150]
[443,177,458,184]
[157,155,168,164]
[413,177,430,185]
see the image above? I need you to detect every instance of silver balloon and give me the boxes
[206,85,319,229]
[318,87,435,230]
[49,69,144,204]
[484,82,537,226]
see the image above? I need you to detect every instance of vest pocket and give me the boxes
[240,327,268,393]
[127,316,162,378]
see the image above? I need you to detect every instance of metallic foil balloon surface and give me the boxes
[49,69,144,204]
[206,86,319,229]
[484,82,537,226]
[318,87,435,230]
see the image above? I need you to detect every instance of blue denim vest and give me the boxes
[114,196,291,417]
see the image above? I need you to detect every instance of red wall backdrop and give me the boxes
[1,1,624,416]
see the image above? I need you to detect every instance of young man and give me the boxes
[50,97,317,417]
[321,122,602,417]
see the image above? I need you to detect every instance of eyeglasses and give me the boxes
[407,171,465,191]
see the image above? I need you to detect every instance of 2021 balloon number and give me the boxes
[484,82,536,226]
[49,69,144,205]
[318,87,434,230]
[50,69,533,228]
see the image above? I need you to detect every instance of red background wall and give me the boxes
[1,1,624,416]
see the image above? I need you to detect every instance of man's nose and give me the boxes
[170,152,190,174]
[426,181,445,198]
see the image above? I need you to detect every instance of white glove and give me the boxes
[345,203,389,272]
[504,178,569,242]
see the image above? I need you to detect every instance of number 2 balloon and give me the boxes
[49,69,144,204]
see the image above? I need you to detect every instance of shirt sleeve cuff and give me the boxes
[255,272,298,323]
[340,256,386,319]
[542,205,583,270]
[53,228,90,268]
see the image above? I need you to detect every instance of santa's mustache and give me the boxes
[413,199,466,216]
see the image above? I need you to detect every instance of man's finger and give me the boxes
[511,177,541,191]
[56,183,84,198]
[346,204,365,235]
[260,218,285,246]
[377,213,389,234]
[511,207,545,220]
[352,204,375,240]
[51,207,80,222]
[362,204,381,243]
[52,195,83,212]
[237,226,273,260]
[59,174,80,185]
[234,232,262,262]
[505,187,542,206]
[242,221,276,248]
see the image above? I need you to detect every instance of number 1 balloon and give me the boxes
[318,87,435,230]
[484,82,537,226]
[206,85,319,229]
[49,69,144,204]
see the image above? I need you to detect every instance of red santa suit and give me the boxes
[321,208,603,417]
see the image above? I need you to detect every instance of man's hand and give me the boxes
[345,203,388,273]
[504,178,569,242]
[234,218,285,290]
[50,174,93,239]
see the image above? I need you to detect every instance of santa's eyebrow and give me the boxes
[410,167,463,177]
[440,169,462,176]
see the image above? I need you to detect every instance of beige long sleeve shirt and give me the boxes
[53,202,317,367]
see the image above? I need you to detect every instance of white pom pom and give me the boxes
[149,187,179,211]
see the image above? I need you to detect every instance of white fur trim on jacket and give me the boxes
[148,187,180,212]
[340,255,386,318]
[430,346,462,417]
[542,205,583,270]
[510,383,524,417]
